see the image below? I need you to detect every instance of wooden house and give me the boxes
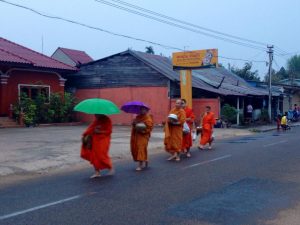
[65,50,270,125]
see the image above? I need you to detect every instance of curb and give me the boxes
[0,122,83,129]
[249,123,300,133]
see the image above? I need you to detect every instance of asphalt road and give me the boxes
[0,127,299,225]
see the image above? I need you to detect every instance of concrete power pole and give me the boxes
[267,45,274,122]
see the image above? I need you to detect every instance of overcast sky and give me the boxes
[1,0,299,78]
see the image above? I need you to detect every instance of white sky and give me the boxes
[1,0,299,79]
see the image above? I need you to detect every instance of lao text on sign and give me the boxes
[172,49,218,70]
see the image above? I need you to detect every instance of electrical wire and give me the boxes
[218,55,266,63]
[273,59,281,70]
[95,0,268,52]
[98,0,290,56]
[0,0,270,65]
[0,0,183,51]
[108,0,268,47]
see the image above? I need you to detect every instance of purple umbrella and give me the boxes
[121,101,150,114]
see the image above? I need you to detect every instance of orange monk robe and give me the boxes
[81,115,113,170]
[182,106,195,150]
[164,108,186,153]
[200,112,216,145]
[130,114,153,162]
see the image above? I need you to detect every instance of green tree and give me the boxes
[145,46,155,54]
[221,104,237,123]
[277,66,288,79]
[230,62,261,81]
[264,66,289,83]
[287,55,300,81]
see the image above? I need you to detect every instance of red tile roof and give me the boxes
[0,37,76,70]
[58,47,93,65]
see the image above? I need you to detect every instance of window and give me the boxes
[18,84,50,102]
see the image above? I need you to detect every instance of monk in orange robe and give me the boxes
[199,106,216,150]
[81,114,114,178]
[164,99,186,161]
[181,99,195,158]
[130,107,153,171]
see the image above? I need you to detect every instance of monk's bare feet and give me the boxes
[167,154,176,161]
[135,167,142,171]
[197,146,204,151]
[142,161,148,169]
[90,171,101,179]
[136,162,144,171]
[186,152,191,158]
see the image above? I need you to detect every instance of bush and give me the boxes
[34,94,53,123]
[23,104,37,126]
[63,92,78,122]
[13,93,37,126]
[49,92,77,122]
[221,104,237,124]
[49,93,65,123]
[13,92,77,126]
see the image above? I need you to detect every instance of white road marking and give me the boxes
[0,192,96,221]
[183,154,232,169]
[263,140,287,147]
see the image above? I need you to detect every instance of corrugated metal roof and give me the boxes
[0,48,32,64]
[130,50,269,96]
[57,47,93,65]
[0,37,77,71]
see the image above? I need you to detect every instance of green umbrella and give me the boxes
[74,98,120,115]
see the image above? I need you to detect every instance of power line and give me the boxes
[108,0,269,47]
[0,0,183,51]
[95,0,268,52]
[279,50,300,56]
[218,55,266,63]
[273,59,281,70]
[102,0,291,56]
[0,0,271,65]
[273,45,289,55]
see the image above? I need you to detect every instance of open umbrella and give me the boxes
[74,98,120,115]
[121,101,150,114]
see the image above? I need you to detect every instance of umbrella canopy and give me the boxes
[74,98,120,115]
[121,101,150,114]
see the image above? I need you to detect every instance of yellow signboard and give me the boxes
[172,49,218,69]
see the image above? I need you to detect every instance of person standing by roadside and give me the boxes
[281,112,289,131]
[81,114,114,178]
[276,114,282,131]
[198,106,216,150]
[164,99,186,161]
[181,99,195,158]
[130,107,153,171]
[293,104,299,121]
[247,103,253,121]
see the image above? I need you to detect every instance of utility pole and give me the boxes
[267,45,274,122]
